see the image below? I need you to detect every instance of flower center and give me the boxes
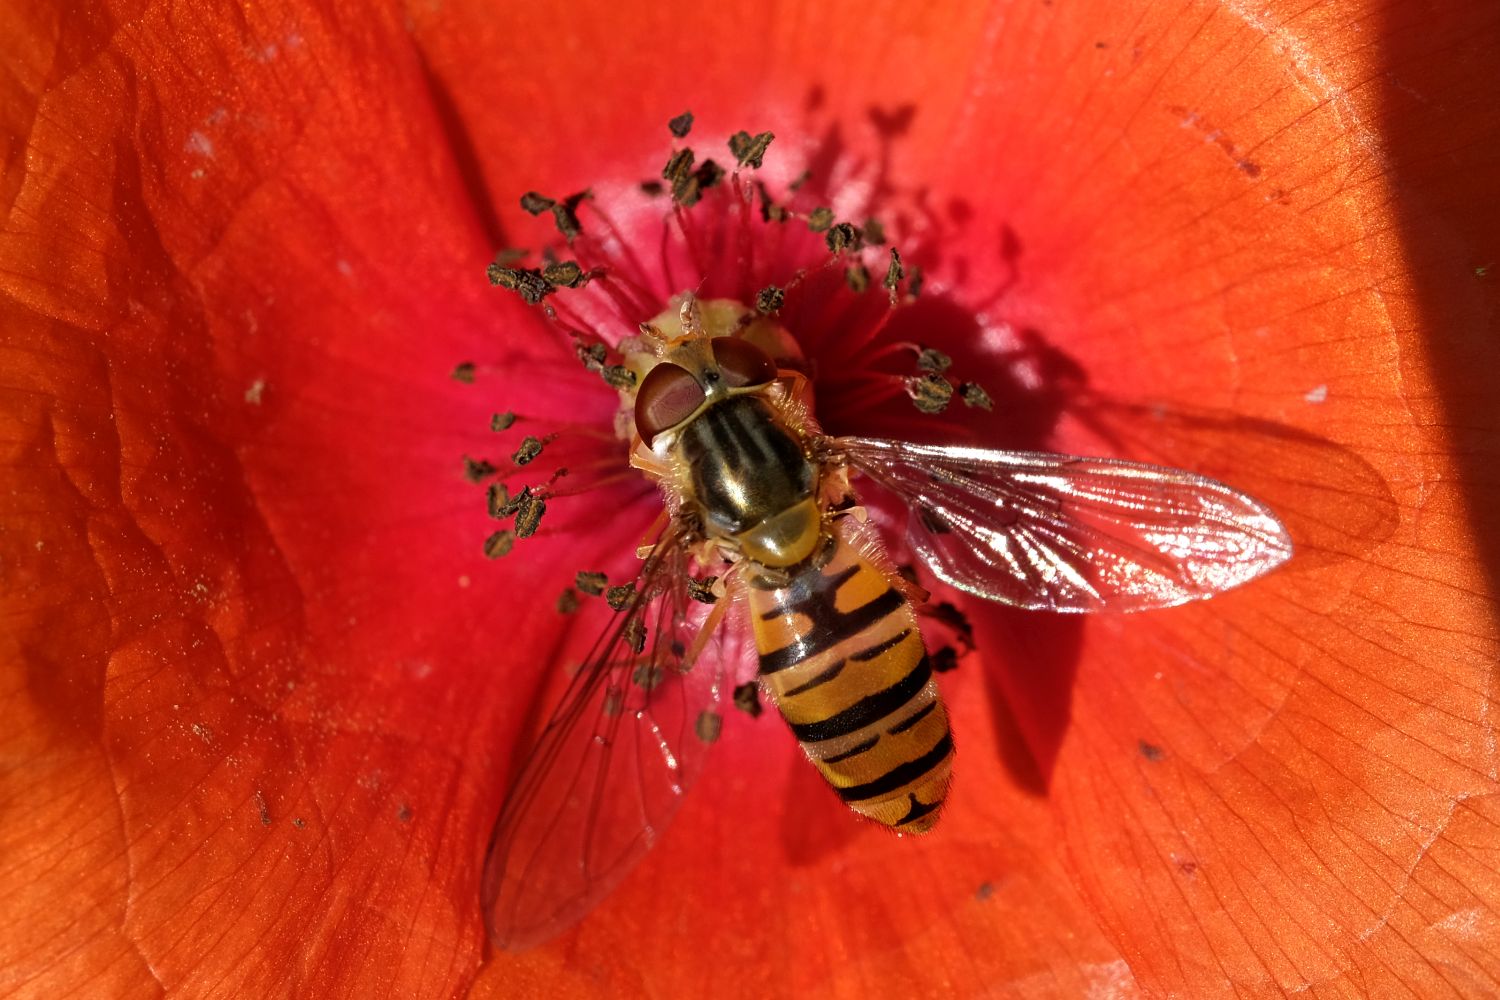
[466,113,1064,575]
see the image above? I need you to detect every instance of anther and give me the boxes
[605,582,636,610]
[512,436,544,466]
[513,491,546,538]
[576,571,608,595]
[463,456,498,483]
[959,382,993,410]
[727,130,775,169]
[486,482,509,519]
[916,347,953,373]
[483,530,515,559]
[906,372,954,414]
[825,222,860,254]
[845,263,870,293]
[883,249,905,293]
[755,286,785,314]
[732,682,763,718]
[487,264,555,304]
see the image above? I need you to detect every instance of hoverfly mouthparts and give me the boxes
[478,113,1294,950]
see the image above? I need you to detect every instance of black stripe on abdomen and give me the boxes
[835,732,954,803]
[759,585,906,675]
[789,655,933,743]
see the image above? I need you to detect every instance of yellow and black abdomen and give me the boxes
[748,535,953,832]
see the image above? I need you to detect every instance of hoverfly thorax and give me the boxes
[627,294,825,572]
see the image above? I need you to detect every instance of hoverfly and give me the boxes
[482,292,1292,949]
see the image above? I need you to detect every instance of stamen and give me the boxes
[513,491,546,538]
[463,456,498,483]
[486,264,555,304]
[605,583,636,611]
[486,482,509,519]
[916,347,952,373]
[959,382,993,410]
[512,436,546,466]
[727,130,774,169]
[755,286,785,314]
[483,530,515,559]
[906,372,954,414]
[825,222,860,254]
[845,263,870,293]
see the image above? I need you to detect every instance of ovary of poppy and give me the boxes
[1,1,1498,999]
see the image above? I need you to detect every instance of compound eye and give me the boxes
[634,363,706,445]
[710,337,778,388]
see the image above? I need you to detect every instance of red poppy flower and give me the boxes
[3,1,1497,997]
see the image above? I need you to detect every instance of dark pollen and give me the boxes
[513,492,546,538]
[728,130,775,169]
[601,365,637,389]
[512,436,544,466]
[606,582,637,611]
[756,286,785,313]
[907,372,954,414]
[463,456,497,483]
[825,222,860,254]
[668,110,694,138]
[916,347,953,373]
[576,341,607,372]
[960,382,994,410]
[884,248,905,291]
[845,263,870,293]
[732,681,763,718]
[519,191,555,215]
[486,264,554,304]
[483,530,515,559]
[755,180,788,222]
[541,260,586,288]
[490,411,516,432]
[486,482,509,519]
[576,571,608,596]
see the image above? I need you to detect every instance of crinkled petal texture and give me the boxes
[1,2,1496,1000]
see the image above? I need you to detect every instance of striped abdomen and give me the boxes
[748,535,953,832]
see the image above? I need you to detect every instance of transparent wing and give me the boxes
[481,519,736,948]
[821,436,1292,613]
